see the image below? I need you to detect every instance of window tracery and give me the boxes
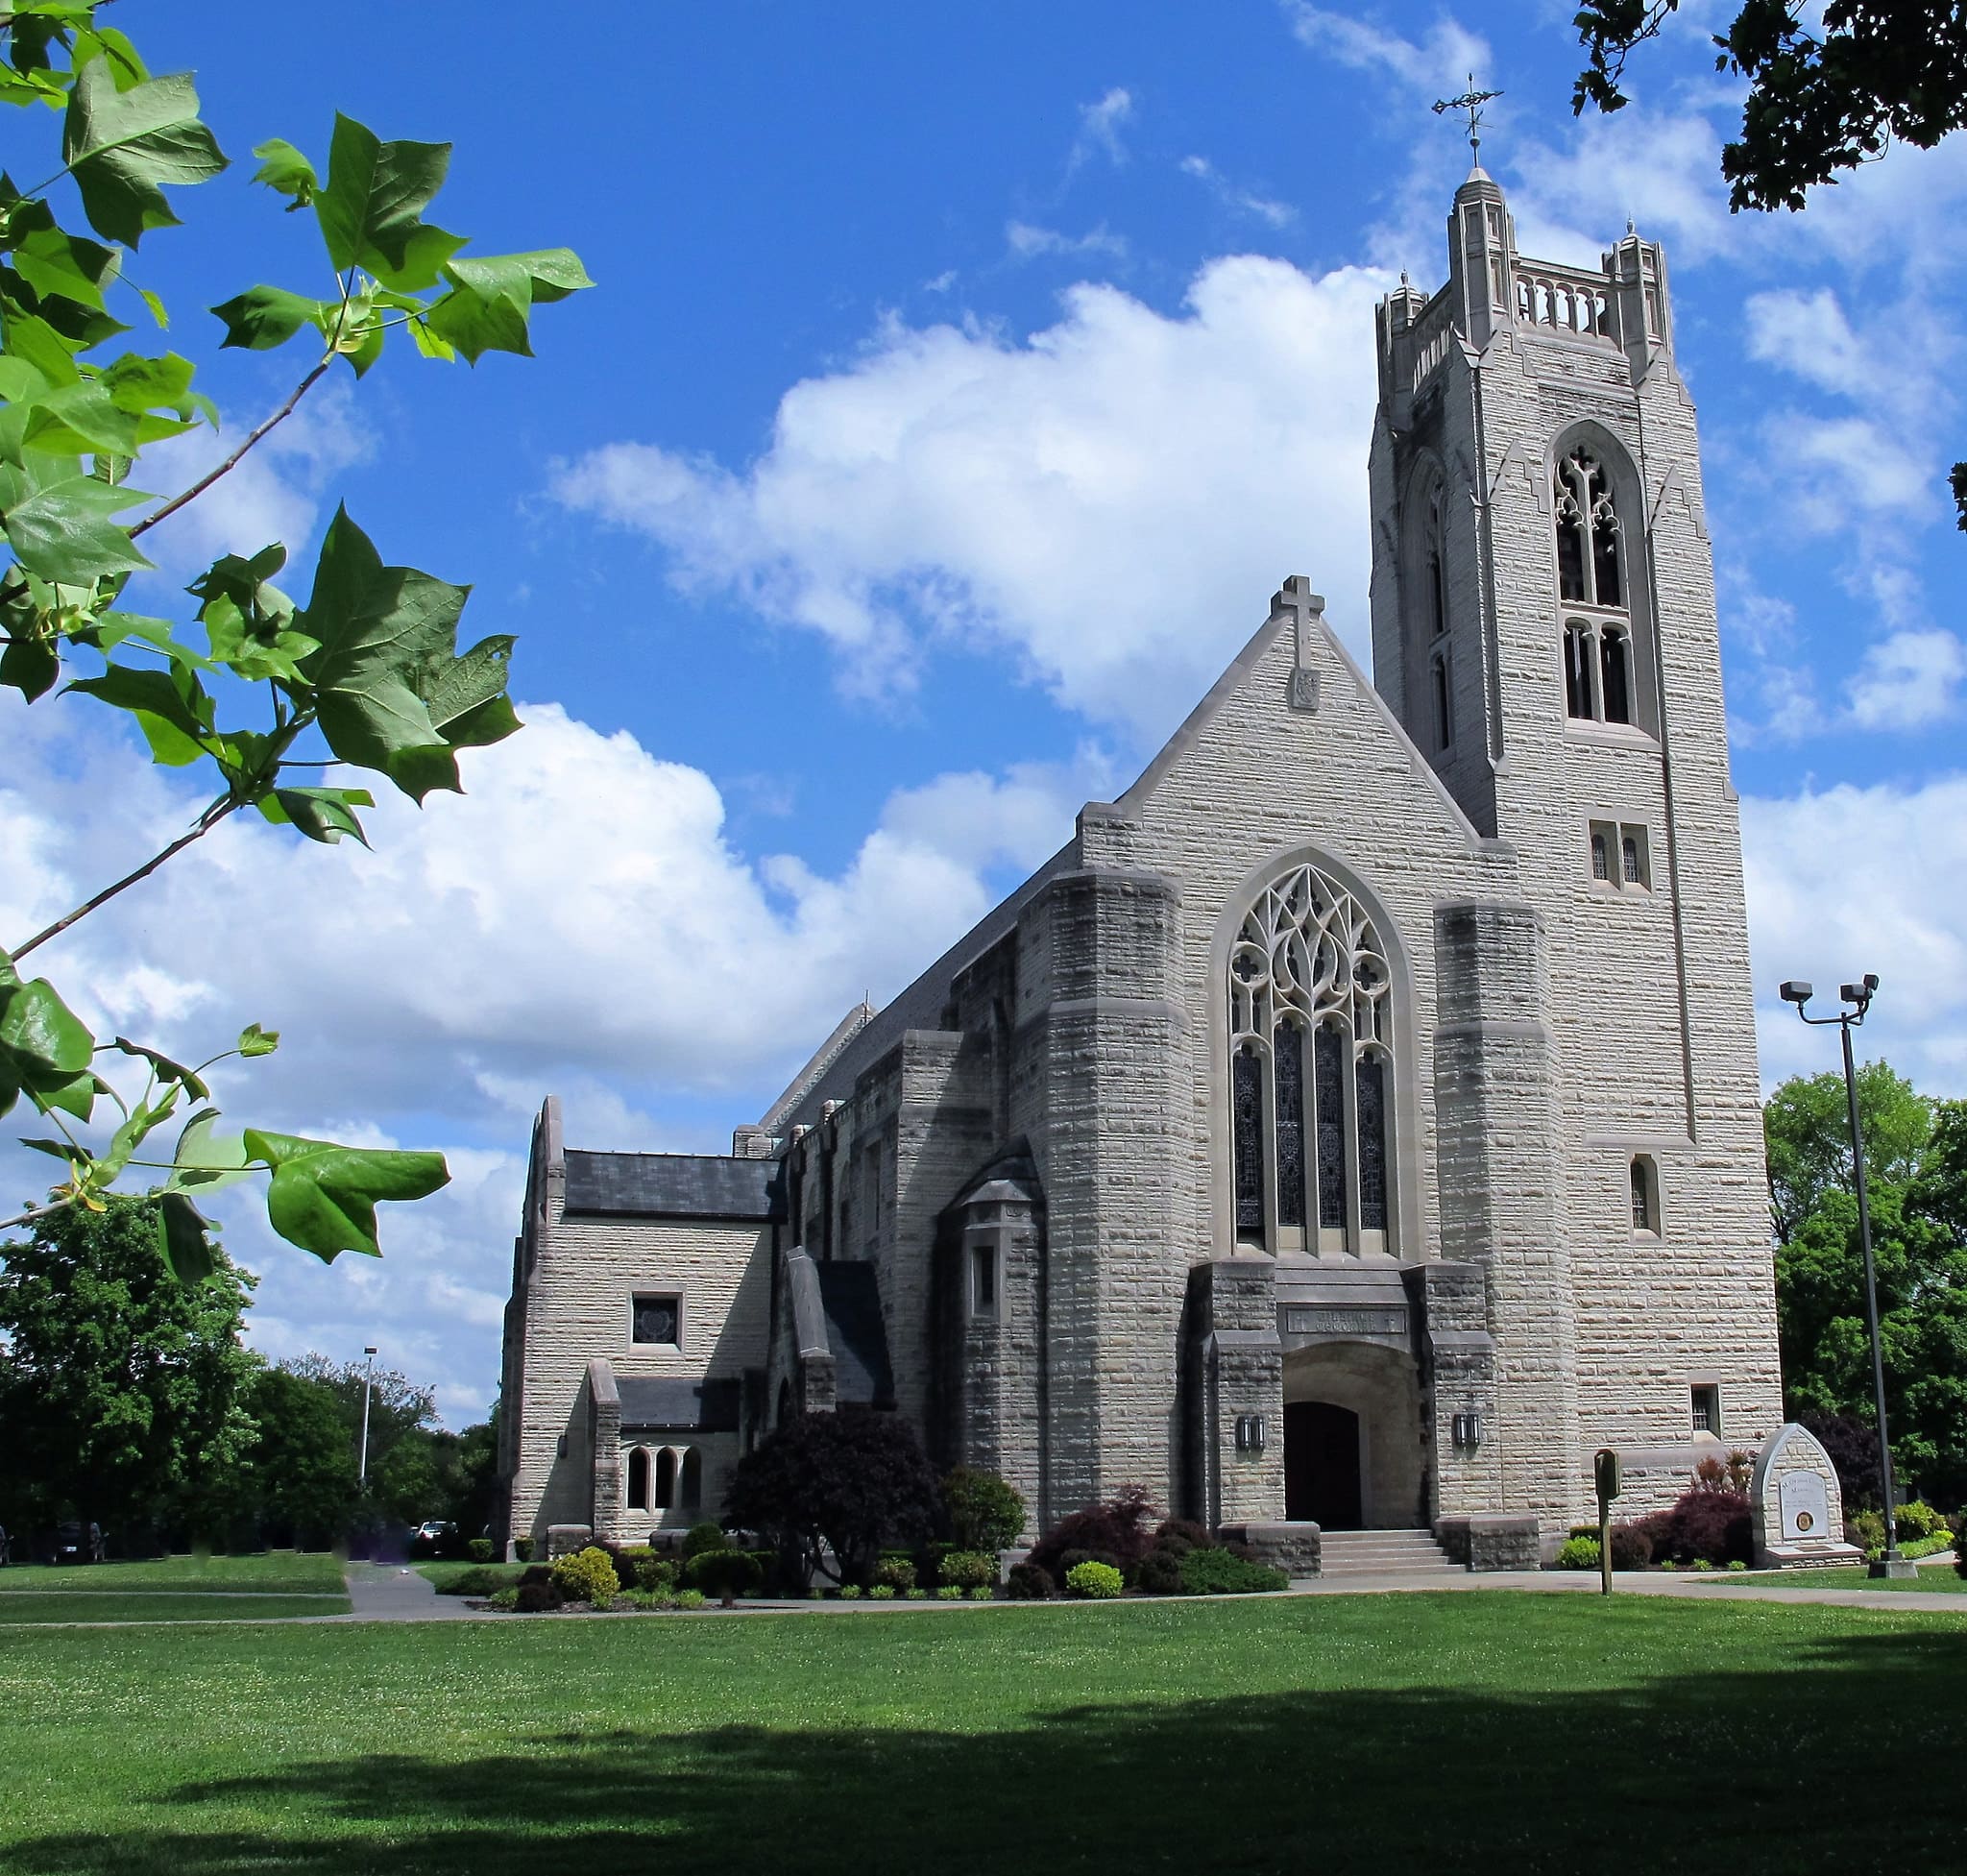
[1227,862,1396,1255]
[1555,445,1643,729]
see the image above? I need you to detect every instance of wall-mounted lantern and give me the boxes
[1451,1411,1482,1450]
[1235,1413,1267,1452]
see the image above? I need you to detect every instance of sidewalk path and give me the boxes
[336,1562,489,1621]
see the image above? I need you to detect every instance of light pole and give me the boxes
[357,1346,377,1491]
[1777,975,1916,1580]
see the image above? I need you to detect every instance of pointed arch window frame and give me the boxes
[1551,435,1659,738]
[1226,861,1399,1258]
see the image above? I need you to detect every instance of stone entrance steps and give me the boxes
[1317,1528,1462,1578]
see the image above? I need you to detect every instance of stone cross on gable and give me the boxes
[1272,573,1324,714]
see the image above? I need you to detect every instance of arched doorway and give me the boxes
[1280,1341,1425,1529]
[1284,1401,1362,1528]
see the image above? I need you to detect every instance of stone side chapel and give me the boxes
[498,167,1785,1568]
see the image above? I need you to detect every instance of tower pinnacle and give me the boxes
[1431,75,1504,173]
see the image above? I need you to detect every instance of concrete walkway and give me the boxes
[335,1563,489,1621]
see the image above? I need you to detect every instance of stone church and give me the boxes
[498,167,1783,1569]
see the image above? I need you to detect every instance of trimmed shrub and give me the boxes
[1894,1500,1945,1543]
[905,1586,929,1599]
[1065,1559,1125,1598]
[868,1583,896,1600]
[967,1584,992,1599]
[1608,1523,1653,1571]
[1153,1519,1211,1554]
[1056,1547,1124,1580]
[438,1566,505,1597]
[1846,1508,1886,1555]
[634,1554,677,1593]
[514,1580,564,1613]
[1027,1486,1157,1581]
[675,1588,706,1609]
[488,1587,520,1611]
[1567,1524,1601,1544]
[942,1467,1027,1553]
[1555,1536,1601,1571]
[513,1537,534,1562]
[1179,1547,1288,1596]
[466,1538,495,1564]
[1649,1489,1753,1566]
[681,1522,728,1561]
[1006,1562,1055,1600]
[1132,1549,1186,1596]
[838,1582,863,1599]
[937,1549,997,1591]
[519,1563,552,1587]
[550,1546,620,1604]
[936,1584,963,1599]
[873,1554,917,1593]
[685,1547,763,1607]
[1727,1559,1748,1571]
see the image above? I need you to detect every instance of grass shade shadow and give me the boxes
[1,1594,1963,1873]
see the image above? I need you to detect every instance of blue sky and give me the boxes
[5,1,1966,1423]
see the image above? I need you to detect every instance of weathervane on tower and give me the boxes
[1431,74,1504,166]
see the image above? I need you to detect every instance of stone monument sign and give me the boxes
[1751,1424,1862,1569]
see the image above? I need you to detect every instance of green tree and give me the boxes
[1765,1065,1967,1507]
[232,1364,358,1548]
[0,1198,257,1541]
[0,3,591,1279]
[1571,1,1967,526]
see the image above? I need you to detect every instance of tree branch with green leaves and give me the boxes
[0,2,592,1280]
[1571,0,1967,528]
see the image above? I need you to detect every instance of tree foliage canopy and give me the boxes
[724,1410,942,1587]
[0,1197,257,1533]
[0,3,589,1279]
[1766,1064,1967,1506]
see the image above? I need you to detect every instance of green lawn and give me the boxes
[0,1551,346,1596]
[0,1593,349,1624]
[415,1560,527,1593]
[1,1593,1964,1872]
[1693,1565,1967,1594]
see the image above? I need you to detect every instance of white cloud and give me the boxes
[1179,156,1297,229]
[1071,86,1133,170]
[1744,287,1884,402]
[1744,775,1967,1095]
[1006,221,1129,261]
[549,256,1392,743]
[1760,412,1936,532]
[1844,629,1967,731]
[1282,5,1489,96]
[0,692,1105,1419]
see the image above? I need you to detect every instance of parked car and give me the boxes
[415,1520,454,1544]
[48,1521,105,1565]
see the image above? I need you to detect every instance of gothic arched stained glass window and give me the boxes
[1226,862,1397,1255]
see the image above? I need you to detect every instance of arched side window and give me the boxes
[1630,1157,1661,1235]
[654,1446,676,1510]
[680,1448,703,1511]
[626,1446,650,1512]
[1227,863,1396,1256]
[1554,443,1644,729]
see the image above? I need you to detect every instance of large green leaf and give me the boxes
[155,1190,218,1283]
[0,969,95,1115]
[0,462,151,582]
[313,114,459,287]
[65,660,213,764]
[209,284,333,352]
[250,137,315,209]
[243,1128,449,1262]
[263,785,373,845]
[61,59,227,248]
[425,249,594,362]
[4,198,119,311]
[297,506,474,797]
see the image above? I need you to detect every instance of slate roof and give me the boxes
[617,1376,742,1433]
[562,1151,780,1222]
[815,1262,894,1407]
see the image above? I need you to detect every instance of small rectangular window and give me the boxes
[1690,1385,1720,1437]
[631,1294,681,1348]
[970,1240,997,1319]
[1588,819,1617,887]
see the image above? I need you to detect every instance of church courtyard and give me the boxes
[2,1595,1962,1871]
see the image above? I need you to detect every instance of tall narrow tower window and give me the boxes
[1432,650,1453,750]
[1601,628,1632,724]
[1226,863,1397,1255]
[1564,622,1595,719]
[1554,450,1621,608]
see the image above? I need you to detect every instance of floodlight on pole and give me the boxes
[1780,972,1914,1578]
